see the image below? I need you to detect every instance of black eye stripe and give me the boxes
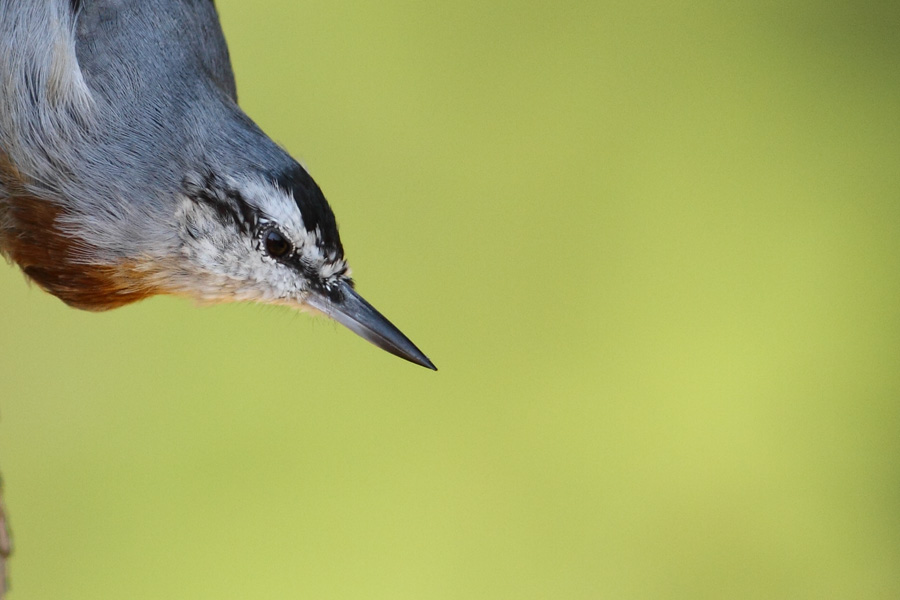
[185,173,257,235]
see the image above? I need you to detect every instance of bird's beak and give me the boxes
[305,280,436,370]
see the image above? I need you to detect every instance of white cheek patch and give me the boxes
[171,195,312,304]
[169,183,349,306]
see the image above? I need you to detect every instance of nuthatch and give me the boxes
[0,1,435,370]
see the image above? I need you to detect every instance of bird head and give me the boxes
[168,165,435,369]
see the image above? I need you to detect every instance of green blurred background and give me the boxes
[2,1,900,598]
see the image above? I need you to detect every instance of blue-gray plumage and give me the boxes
[0,0,435,370]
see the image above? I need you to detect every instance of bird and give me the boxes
[0,0,435,370]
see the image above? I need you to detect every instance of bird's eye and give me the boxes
[264,229,291,258]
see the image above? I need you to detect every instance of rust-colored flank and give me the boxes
[0,153,156,310]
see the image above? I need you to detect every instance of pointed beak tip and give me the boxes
[308,281,438,372]
[392,346,437,371]
[418,355,438,371]
[376,334,437,371]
